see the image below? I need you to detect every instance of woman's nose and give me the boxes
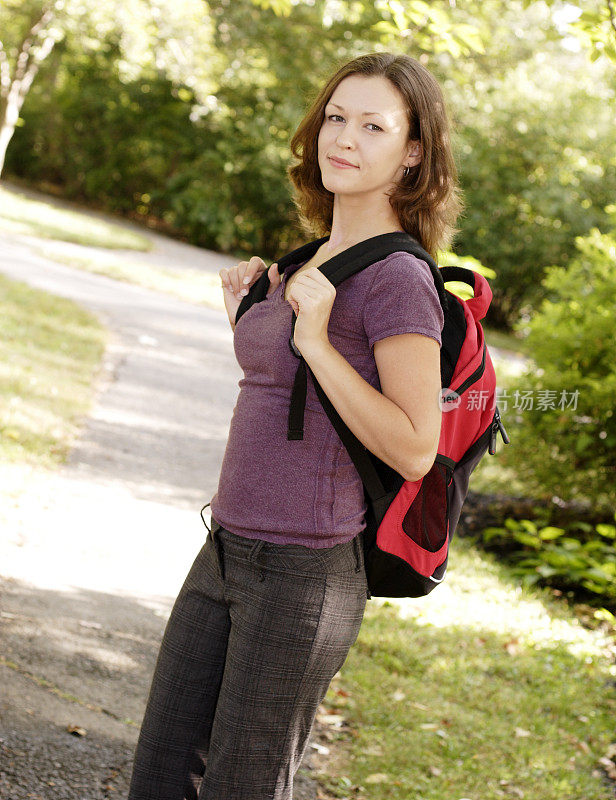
[335,127,356,149]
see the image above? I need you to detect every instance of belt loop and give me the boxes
[210,524,225,581]
[248,539,266,582]
[352,535,361,573]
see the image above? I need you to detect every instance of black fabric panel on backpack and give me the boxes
[401,461,450,552]
[438,266,483,389]
[440,294,466,389]
[439,266,477,290]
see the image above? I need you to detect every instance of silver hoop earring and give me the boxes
[403,165,410,178]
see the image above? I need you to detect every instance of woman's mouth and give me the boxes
[328,156,359,169]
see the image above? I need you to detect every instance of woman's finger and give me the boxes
[294,270,336,294]
[233,262,250,296]
[241,256,266,284]
[219,267,232,291]
[266,263,280,296]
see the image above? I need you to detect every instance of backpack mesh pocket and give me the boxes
[401,461,451,553]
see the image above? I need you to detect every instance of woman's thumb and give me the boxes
[268,262,281,287]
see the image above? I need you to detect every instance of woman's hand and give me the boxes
[286,268,336,356]
[219,256,280,329]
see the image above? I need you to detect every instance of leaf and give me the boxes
[538,526,566,540]
[596,524,616,539]
[480,526,507,543]
[513,531,542,548]
[536,564,560,578]
[444,280,474,301]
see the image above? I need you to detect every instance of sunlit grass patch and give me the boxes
[0,184,151,250]
[319,537,615,800]
[31,248,226,312]
[0,273,107,467]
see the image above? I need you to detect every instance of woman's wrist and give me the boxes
[296,334,333,364]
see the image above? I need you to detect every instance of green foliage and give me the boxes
[0,0,564,264]
[478,517,616,605]
[3,0,615,300]
[499,224,616,511]
[450,49,616,327]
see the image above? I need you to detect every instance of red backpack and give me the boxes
[235,232,509,598]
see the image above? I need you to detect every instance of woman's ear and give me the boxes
[406,140,422,167]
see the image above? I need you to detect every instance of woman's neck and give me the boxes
[325,196,404,252]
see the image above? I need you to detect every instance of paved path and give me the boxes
[0,190,529,798]
[0,230,321,798]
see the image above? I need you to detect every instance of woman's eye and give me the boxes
[326,114,382,131]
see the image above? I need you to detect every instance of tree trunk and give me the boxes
[0,9,58,176]
[0,84,24,175]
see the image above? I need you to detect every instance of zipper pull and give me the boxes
[495,406,510,445]
[489,406,510,454]
[489,418,498,455]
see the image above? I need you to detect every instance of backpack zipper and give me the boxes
[448,342,486,398]
[489,405,510,455]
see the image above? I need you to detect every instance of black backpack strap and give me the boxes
[287,358,308,440]
[232,232,447,501]
[317,232,447,310]
[439,266,476,290]
[235,236,329,326]
[309,366,387,504]
[286,233,447,443]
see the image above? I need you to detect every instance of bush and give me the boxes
[478,517,616,607]
[499,222,616,512]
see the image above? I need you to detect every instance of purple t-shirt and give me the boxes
[209,251,444,547]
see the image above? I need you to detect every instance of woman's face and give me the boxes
[317,74,420,199]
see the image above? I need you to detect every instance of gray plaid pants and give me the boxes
[127,519,368,800]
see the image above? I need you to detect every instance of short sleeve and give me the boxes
[361,252,445,350]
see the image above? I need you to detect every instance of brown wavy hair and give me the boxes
[287,52,463,260]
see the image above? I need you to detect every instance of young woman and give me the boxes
[128,51,462,800]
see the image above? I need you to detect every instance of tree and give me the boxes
[0,1,63,174]
[450,48,616,328]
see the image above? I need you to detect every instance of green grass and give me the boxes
[32,247,226,312]
[0,184,152,250]
[318,537,615,800]
[0,273,107,466]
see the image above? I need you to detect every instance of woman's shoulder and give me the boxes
[345,250,436,294]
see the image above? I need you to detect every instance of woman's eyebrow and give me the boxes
[326,102,385,119]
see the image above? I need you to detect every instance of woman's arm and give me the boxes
[300,332,442,482]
